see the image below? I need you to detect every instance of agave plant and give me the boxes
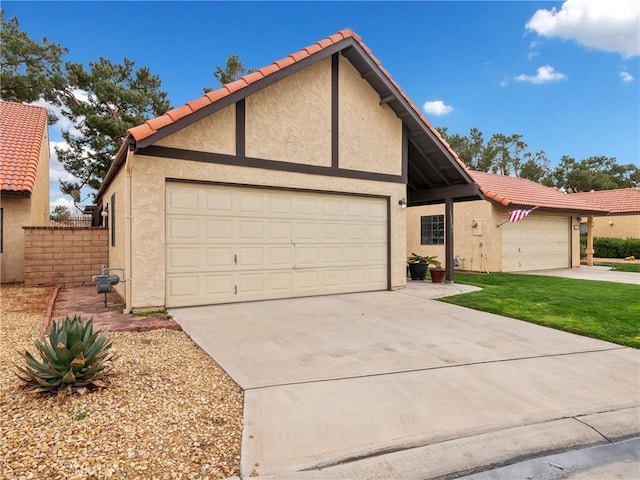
[16,315,114,393]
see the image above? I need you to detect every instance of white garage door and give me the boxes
[165,182,388,307]
[502,215,570,272]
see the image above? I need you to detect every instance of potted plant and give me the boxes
[429,260,446,283]
[407,253,439,281]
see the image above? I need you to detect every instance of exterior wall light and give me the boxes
[398,198,407,209]
[101,205,109,218]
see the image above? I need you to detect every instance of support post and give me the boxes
[445,197,454,283]
[586,215,594,266]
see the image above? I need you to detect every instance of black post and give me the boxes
[445,196,454,283]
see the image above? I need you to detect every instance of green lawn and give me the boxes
[440,273,640,348]
[594,262,640,273]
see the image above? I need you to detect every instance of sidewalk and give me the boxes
[51,285,180,332]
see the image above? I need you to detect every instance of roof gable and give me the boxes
[124,29,471,183]
[0,101,48,194]
[471,171,607,214]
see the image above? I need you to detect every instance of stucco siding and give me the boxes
[591,215,640,239]
[101,168,126,299]
[407,201,578,273]
[30,129,50,225]
[338,56,402,176]
[407,201,500,272]
[155,104,236,155]
[127,154,405,309]
[1,197,30,282]
[246,58,331,166]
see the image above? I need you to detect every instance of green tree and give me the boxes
[437,127,485,170]
[204,54,253,92]
[519,150,550,183]
[50,205,72,222]
[548,155,639,191]
[0,10,67,105]
[55,57,171,193]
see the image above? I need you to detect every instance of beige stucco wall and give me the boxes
[30,129,51,225]
[100,168,126,298]
[407,201,502,272]
[122,154,405,309]
[155,104,236,155]
[338,57,402,175]
[591,215,640,239]
[246,58,331,166]
[407,201,581,272]
[1,197,30,282]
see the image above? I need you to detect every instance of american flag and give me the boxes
[508,208,535,223]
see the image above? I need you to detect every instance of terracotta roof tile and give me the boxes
[258,63,280,77]
[242,71,265,84]
[570,188,640,214]
[224,79,248,94]
[146,114,174,131]
[0,101,48,193]
[128,123,155,142]
[471,171,607,213]
[205,89,227,103]
[274,56,296,69]
[166,105,193,122]
[302,44,322,56]
[186,96,212,111]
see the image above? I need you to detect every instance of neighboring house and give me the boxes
[96,29,477,311]
[0,101,50,283]
[571,188,640,239]
[407,171,606,273]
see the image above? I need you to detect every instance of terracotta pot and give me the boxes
[429,267,446,283]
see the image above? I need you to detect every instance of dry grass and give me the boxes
[0,284,243,479]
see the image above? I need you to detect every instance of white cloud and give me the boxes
[527,51,540,60]
[422,100,454,116]
[620,71,634,82]
[515,65,568,84]
[526,0,640,58]
[49,141,81,184]
[529,40,542,49]
[49,195,76,213]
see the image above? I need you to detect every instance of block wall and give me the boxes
[23,227,108,286]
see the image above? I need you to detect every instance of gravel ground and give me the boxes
[0,285,243,479]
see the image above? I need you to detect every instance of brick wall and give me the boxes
[23,227,108,286]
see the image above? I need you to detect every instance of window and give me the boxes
[110,194,116,247]
[421,215,444,245]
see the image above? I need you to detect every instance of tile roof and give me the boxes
[0,101,48,193]
[126,28,466,173]
[471,171,607,213]
[569,188,640,214]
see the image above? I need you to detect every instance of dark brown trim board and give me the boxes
[141,146,406,184]
[332,53,339,169]
[236,99,246,158]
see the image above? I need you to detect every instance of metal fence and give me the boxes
[49,215,94,227]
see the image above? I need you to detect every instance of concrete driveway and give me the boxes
[171,282,640,479]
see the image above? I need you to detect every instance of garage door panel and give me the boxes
[204,190,233,213]
[166,182,388,307]
[167,217,200,241]
[205,218,233,241]
[166,189,199,213]
[502,215,569,272]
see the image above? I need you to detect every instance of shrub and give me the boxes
[16,315,114,393]
[593,237,640,258]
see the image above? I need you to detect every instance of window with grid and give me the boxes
[421,215,444,245]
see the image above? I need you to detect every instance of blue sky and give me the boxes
[3,1,639,211]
